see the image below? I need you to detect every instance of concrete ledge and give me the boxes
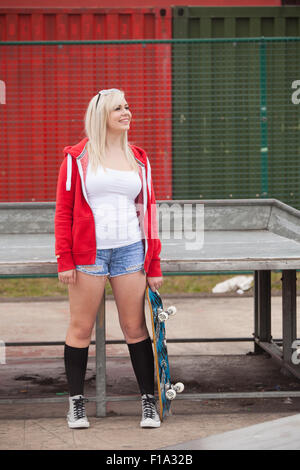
[162,412,300,450]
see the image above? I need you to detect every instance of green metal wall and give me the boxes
[173,7,300,38]
[172,7,300,210]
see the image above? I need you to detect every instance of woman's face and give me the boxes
[107,97,132,133]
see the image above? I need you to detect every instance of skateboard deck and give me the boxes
[146,287,184,421]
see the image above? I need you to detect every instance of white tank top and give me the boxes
[85,162,142,249]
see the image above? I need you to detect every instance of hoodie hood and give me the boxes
[63,137,146,164]
[63,137,89,159]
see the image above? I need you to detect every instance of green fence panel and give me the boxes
[172,7,300,208]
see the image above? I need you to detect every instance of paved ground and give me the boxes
[1,293,300,450]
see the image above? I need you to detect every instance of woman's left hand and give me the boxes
[147,276,164,292]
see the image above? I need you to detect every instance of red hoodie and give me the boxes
[54,138,162,277]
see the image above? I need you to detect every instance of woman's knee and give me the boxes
[122,322,148,343]
[68,320,93,342]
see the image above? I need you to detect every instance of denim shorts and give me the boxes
[75,240,145,278]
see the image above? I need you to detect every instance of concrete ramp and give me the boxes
[163,413,300,450]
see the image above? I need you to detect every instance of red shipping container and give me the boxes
[0,8,172,201]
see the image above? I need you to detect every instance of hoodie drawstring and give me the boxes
[146,158,152,199]
[66,153,72,191]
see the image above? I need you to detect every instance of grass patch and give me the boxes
[0,272,294,298]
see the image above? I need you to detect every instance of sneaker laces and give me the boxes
[142,394,157,419]
[72,396,88,420]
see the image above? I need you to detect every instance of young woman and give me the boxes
[54,88,163,429]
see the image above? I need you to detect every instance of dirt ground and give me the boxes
[2,353,300,420]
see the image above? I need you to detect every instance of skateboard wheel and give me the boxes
[158,311,169,322]
[166,388,176,400]
[174,382,184,394]
[166,306,177,316]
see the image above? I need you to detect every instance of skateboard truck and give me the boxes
[165,382,185,400]
[157,305,177,322]
[161,363,184,400]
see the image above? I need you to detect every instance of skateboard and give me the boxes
[146,287,184,421]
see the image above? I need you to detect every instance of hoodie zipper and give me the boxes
[134,158,148,265]
[76,155,98,264]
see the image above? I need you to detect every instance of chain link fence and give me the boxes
[1,38,300,208]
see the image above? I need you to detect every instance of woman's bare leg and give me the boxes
[109,270,156,398]
[66,271,107,348]
[109,270,148,343]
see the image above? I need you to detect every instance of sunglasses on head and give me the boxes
[96,88,121,108]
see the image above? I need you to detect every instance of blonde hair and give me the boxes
[84,89,138,173]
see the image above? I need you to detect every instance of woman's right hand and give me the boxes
[58,269,77,285]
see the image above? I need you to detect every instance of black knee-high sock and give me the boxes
[127,337,154,396]
[64,343,89,397]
